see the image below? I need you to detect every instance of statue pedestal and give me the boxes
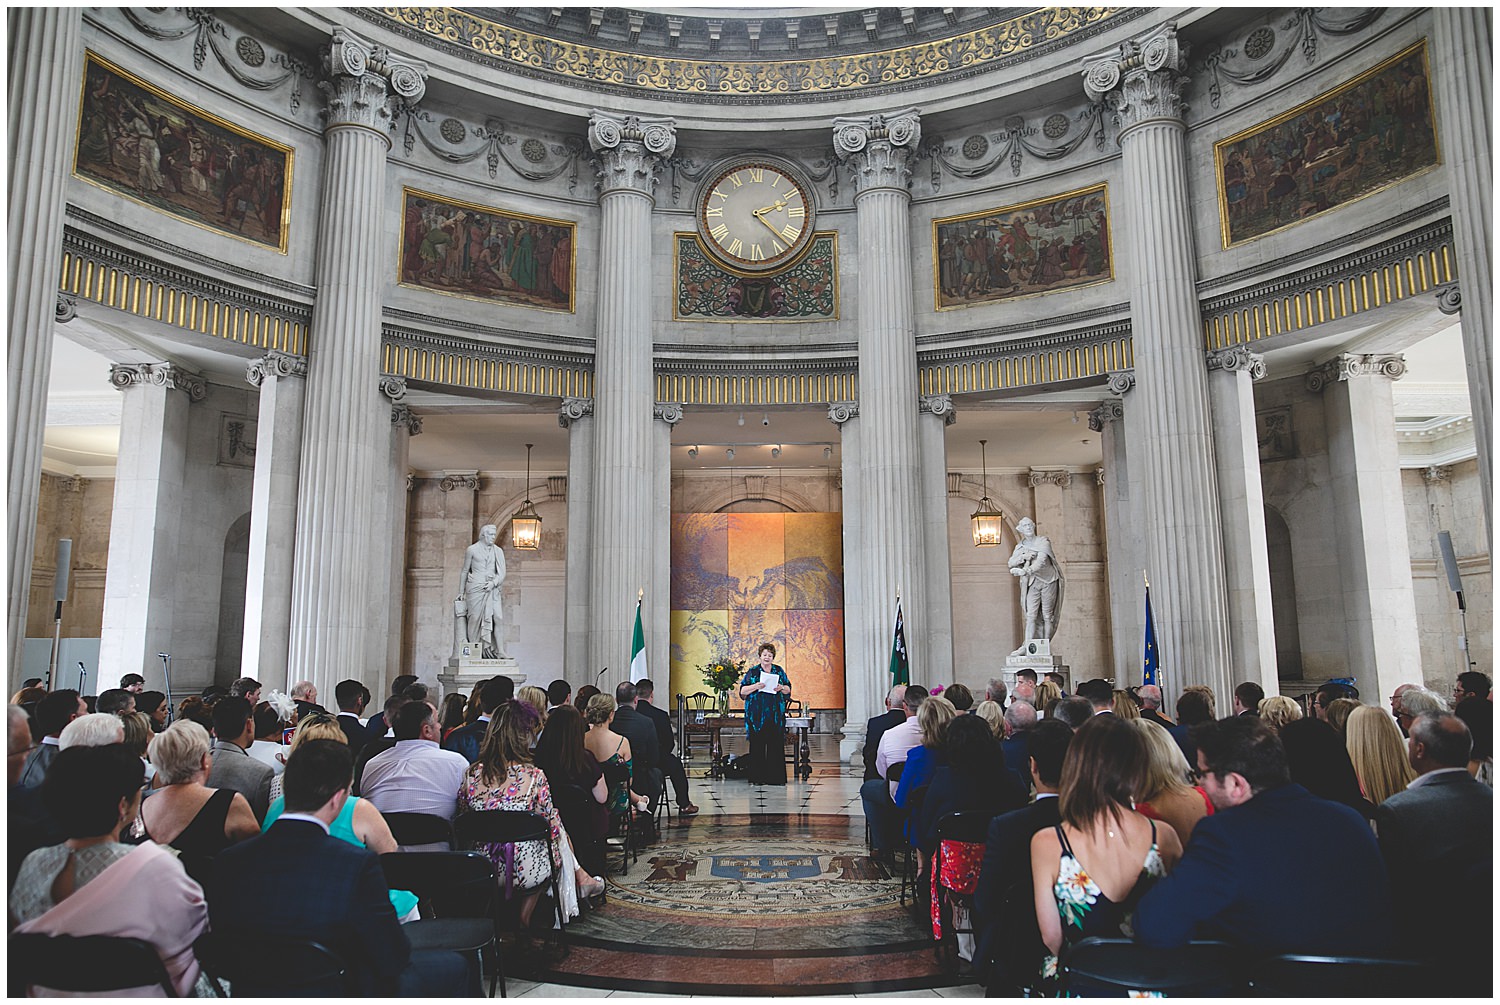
[1004,647,1070,694]
[438,656,523,702]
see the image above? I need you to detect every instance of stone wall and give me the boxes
[27,474,113,639]
[1403,458,1492,687]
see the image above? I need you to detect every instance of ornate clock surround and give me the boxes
[694,155,818,275]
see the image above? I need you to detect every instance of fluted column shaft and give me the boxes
[918,397,955,686]
[1431,8,1492,541]
[830,405,867,763]
[586,112,675,674]
[560,400,595,678]
[833,109,927,690]
[1091,386,1145,687]
[1086,27,1233,696]
[8,9,82,684]
[385,407,420,689]
[287,30,427,697]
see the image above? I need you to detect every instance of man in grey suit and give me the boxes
[208,696,275,822]
[1373,710,1491,981]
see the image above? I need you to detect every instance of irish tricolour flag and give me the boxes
[629,593,648,683]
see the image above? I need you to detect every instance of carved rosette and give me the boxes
[1207,346,1267,380]
[827,400,860,426]
[1082,23,1189,132]
[588,111,676,197]
[918,393,956,425]
[245,350,308,387]
[108,363,207,402]
[653,401,684,426]
[1087,399,1125,432]
[1304,353,1407,393]
[1027,469,1073,489]
[1106,370,1137,396]
[831,108,922,192]
[439,472,479,492]
[320,27,429,134]
[378,374,408,403]
[558,396,594,428]
[391,403,423,436]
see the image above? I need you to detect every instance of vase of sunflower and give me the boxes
[699,658,746,717]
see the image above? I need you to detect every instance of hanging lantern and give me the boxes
[511,443,542,550]
[971,438,1005,547]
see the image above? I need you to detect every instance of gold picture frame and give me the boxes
[74,51,294,254]
[672,231,839,323]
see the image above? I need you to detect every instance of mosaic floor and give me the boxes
[499,745,983,999]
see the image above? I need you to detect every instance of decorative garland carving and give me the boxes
[392,107,585,189]
[1195,8,1385,110]
[119,8,316,113]
[922,104,1107,187]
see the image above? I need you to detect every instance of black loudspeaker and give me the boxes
[53,538,72,603]
[1438,531,1465,609]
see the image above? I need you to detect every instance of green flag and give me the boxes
[889,597,909,686]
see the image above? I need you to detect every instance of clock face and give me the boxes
[697,161,815,273]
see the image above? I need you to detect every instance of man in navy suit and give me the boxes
[443,676,511,764]
[208,740,472,996]
[1135,716,1394,956]
[334,679,371,756]
[610,682,663,818]
[973,719,1071,995]
[862,685,906,782]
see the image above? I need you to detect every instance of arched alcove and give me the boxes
[215,512,252,685]
[1265,503,1303,680]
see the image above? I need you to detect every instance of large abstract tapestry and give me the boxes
[674,233,838,321]
[1215,41,1438,248]
[75,51,293,252]
[399,189,576,312]
[933,184,1111,310]
[670,513,845,711]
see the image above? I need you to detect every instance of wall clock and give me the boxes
[696,159,816,273]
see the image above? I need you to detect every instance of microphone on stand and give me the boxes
[77,661,87,695]
[596,667,608,684]
[158,653,175,723]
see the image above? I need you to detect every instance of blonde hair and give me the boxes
[1346,705,1416,805]
[288,713,347,755]
[1131,718,1194,802]
[1325,697,1360,735]
[1035,680,1062,709]
[916,695,957,746]
[1258,695,1303,732]
[1112,691,1141,720]
[120,711,154,758]
[517,685,550,731]
[974,700,1004,738]
[584,692,616,725]
[148,719,212,784]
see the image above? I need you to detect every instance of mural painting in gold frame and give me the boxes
[399,188,576,314]
[1214,40,1440,249]
[673,231,839,322]
[932,183,1112,312]
[74,51,294,254]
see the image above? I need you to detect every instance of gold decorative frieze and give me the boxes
[375,7,1126,96]
[381,339,592,398]
[919,331,1134,395]
[655,371,857,405]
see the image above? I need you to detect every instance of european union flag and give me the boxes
[1143,583,1159,687]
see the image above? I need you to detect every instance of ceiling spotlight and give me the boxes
[687,445,698,458]
[726,447,735,460]
[771,444,782,458]
[737,412,745,426]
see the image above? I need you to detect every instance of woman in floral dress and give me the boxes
[1029,714,1183,995]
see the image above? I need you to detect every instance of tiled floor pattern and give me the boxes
[498,746,981,998]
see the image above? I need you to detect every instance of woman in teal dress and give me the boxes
[738,642,792,785]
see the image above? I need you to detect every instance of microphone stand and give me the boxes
[158,653,175,723]
[76,661,88,696]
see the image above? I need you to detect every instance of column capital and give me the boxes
[827,400,860,426]
[1083,22,1188,132]
[245,350,308,387]
[406,472,416,492]
[1107,370,1136,396]
[1305,353,1407,392]
[1094,468,1107,487]
[320,26,428,134]
[559,396,594,428]
[831,108,922,192]
[1087,399,1125,431]
[918,393,956,425]
[588,111,676,197]
[1422,464,1452,484]
[1436,282,1462,315]
[378,374,408,403]
[440,470,479,492]
[653,401,684,426]
[1028,468,1072,489]
[55,294,77,325]
[109,362,206,402]
[391,403,423,436]
[1207,346,1267,380]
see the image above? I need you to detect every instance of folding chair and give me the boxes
[931,811,991,969]
[551,781,607,883]
[600,759,640,874]
[884,761,916,906]
[453,809,567,942]
[1247,953,1439,997]
[1060,936,1242,996]
[195,931,357,997]
[383,810,456,849]
[380,850,503,997]
[10,933,178,997]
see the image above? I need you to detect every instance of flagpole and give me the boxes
[1143,570,1165,697]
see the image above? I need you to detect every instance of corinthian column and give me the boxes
[1431,9,1492,541]
[1084,26,1234,697]
[286,29,427,696]
[8,9,83,683]
[832,109,928,685]
[586,112,675,673]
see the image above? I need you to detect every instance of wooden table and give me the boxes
[785,714,814,780]
[683,714,741,777]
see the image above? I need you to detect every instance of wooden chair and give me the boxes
[679,692,717,763]
[380,851,502,997]
[10,933,179,997]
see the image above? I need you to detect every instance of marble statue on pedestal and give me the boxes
[1008,517,1065,656]
[458,523,506,658]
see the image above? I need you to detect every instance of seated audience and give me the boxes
[354,693,410,793]
[1257,694,1302,732]
[361,699,471,824]
[1233,681,1264,716]
[972,699,1003,739]
[176,695,214,730]
[1000,700,1036,792]
[227,677,261,705]
[1454,695,1492,785]
[1394,686,1447,737]
[862,685,907,782]
[1372,711,1491,976]
[1073,679,1113,716]
[518,683,550,718]
[1345,704,1415,805]
[1278,717,1376,821]
[1167,685,1214,764]
[1137,684,1173,726]
[582,693,651,817]
[136,690,168,732]
[10,704,59,884]
[139,720,260,884]
[334,678,372,754]
[608,682,663,813]
[1049,697,1093,731]
[635,678,699,815]
[944,683,974,712]
[974,719,1072,995]
[209,740,473,995]
[290,680,327,719]
[445,677,512,763]
[438,692,468,738]
[365,674,418,737]
[1452,669,1491,706]
[893,695,957,822]
[207,696,274,822]
[1135,716,1394,955]
[1130,718,1212,845]
[248,698,294,775]
[119,711,156,786]
[120,673,145,693]
[18,688,84,788]
[1031,714,1183,994]
[12,745,210,996]
[458,701,604,927]
[572,684,601,714]
[546,678,572,711]
[534,704,610,878]
[1110,689,1140,719]
[1324,696,1360,735]
[59,711,125,750]
[1033,680,1062,713]
[1312,681,1349,722]
[95,688,135,716]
